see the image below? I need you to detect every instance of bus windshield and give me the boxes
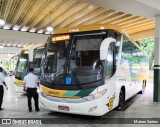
[15,53,28,80]
[41,39,69,82]
[41,34,104,85]
[68,35,104,84]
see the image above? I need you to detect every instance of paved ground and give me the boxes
[0,76,160,127]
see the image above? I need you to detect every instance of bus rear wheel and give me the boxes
[116,89,125,111]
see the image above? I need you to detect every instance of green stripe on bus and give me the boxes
[75,88,96,97]
[64,90,80,96]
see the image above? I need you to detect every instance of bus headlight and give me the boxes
[83,89,107,101]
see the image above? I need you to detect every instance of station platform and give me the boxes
[0,76,160,127]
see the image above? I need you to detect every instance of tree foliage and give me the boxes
[138,38,155,56]
[138,38,155,69]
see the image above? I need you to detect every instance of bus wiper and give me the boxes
[63,44,81,89]
[70,68,81,89]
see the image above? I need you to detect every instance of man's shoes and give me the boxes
[29,109,32,112]
[0,108,4,111]
[36,109,40,112]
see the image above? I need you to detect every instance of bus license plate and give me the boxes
[58,106,69,111]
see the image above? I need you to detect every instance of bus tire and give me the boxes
[139,80,146,94]
[116,88,125,111]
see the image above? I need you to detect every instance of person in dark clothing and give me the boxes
[23,68,40,112]
[0,67,8,110]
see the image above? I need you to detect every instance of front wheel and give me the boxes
[116,89,125,111]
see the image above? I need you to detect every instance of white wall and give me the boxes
[0,29,49,44]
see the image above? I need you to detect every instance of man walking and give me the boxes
[0,67,8,110]
[23,68,40,112]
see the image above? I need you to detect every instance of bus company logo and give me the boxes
[48,91,60,96]
[107,97,115,110]
[2,119,11,124]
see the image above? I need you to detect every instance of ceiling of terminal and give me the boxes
[0,0,158,54]
[80,0,160,19]
[0,0,155,35]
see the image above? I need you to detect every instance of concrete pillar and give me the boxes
[154,15,160,102]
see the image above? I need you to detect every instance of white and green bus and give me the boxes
[14,43,44,92]
[39,24,149,116]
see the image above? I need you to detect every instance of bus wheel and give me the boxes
[139,80,146,94]
[116,89,125,111]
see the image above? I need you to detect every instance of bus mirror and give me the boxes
[100,37,116,60]
[29,48,34,62]
[29,43,44,62]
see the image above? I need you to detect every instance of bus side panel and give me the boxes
[97,76,119,112]
[116,61,133,100]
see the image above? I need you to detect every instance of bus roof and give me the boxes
[22,43,43,51]
[54,24,122,34]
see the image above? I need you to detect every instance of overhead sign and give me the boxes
[52,35,70,42]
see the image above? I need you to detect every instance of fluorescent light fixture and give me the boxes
[0,19,5,26]
[37,29,44,34]
[22,44,26,48]
[45,31,51,34]
[17,44,22,47]
[29,28,36,32]
[12,43,17,47]
[13,25,20,31]
[3,24,11,29]
[21,26,28,31]
[46,26,53,32]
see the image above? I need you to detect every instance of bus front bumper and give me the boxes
[39,93,109,116]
